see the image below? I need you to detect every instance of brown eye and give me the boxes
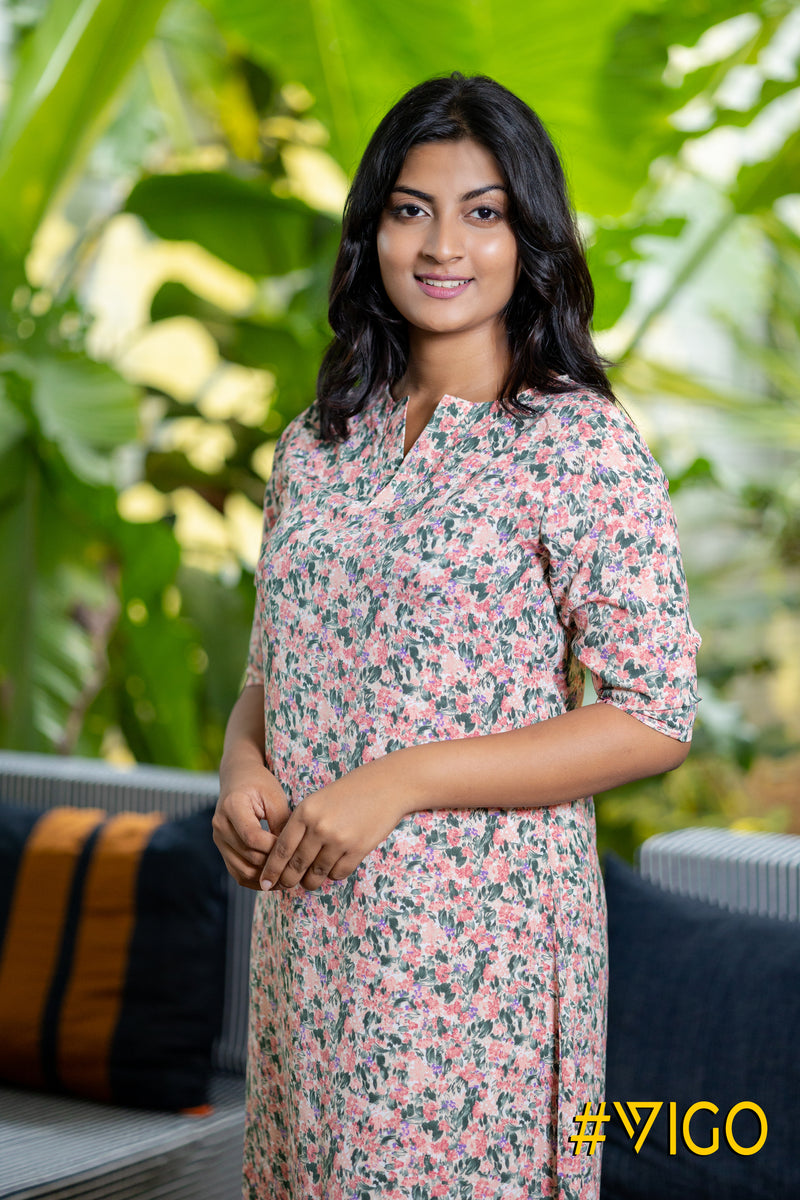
[390,203,425,218]
[471,206,502,222]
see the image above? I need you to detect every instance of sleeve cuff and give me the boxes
[595,694,698,743]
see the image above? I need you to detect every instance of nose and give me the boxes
[422,213,465,263]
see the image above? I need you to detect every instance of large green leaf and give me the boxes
[0,375,28,456]
[199,0,743,216]
[735,129,800,215]
[33,353,140,447]
[0,444,113,751]
[0,0,171,258]
[177,564,256,764]
[124,171,340,276]
[0,349,141,482]
[199,0,477,167]
[0,432,206,763]
[107,519,206,767]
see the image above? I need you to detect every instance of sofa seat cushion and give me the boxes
[601,850,800,1200]
[0,1072,245,1200]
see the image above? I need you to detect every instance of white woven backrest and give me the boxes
[637,826,800,922]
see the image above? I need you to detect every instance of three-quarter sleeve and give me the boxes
[243,436,287,688]
[540,399,701,741]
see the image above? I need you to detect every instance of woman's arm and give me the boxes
[219,683,266,785]
[213,684,291,890]
[400,700,690,816]
[397,701,688,813]
[215,430,293,889]
[257,702,689,894]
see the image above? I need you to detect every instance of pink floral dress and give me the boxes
[242,383,700,1200]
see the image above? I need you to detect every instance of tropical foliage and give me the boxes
[1,0,798,856]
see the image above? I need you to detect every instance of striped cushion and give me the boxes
[0,803,227,1111]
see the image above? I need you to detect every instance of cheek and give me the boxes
[376,225,408,277]
[477,235,517,271]
[477,236,519,295]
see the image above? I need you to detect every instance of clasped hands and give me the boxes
[213,754,415,893]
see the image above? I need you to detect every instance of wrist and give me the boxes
[220,741,268,790]
[387,738,494,814]
[379,744,435,816]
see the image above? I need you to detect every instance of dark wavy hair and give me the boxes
[316,71,615,441]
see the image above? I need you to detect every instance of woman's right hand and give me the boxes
[213,764,292,891]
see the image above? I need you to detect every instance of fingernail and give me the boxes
[260,879,273,891]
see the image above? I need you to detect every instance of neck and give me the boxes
[395,322,512,407]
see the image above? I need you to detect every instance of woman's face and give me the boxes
[376,138,520,340]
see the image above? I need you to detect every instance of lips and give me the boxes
[415,276,473,298]
[416,275,471,284]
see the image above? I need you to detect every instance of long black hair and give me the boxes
[316,71,615,441]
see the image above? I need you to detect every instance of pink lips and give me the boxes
[415,275,473,299]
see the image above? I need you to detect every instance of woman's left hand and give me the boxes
[258,754,414,892]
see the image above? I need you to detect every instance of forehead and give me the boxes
[394,139,506,188]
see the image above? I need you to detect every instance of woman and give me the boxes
[213,72,701,1200]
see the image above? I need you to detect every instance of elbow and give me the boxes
[662,737,691,772]
[606,703,694,773]
[645,719,692,772]
[625,711,693,774]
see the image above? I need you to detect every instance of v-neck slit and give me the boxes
[372,383,500,506]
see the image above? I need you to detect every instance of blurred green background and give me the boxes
[1,0,798,860]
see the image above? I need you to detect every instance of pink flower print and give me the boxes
[477,990,502,1021]
[486,854,511,886]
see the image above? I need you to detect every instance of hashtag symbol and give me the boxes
[570,1101,609,1156]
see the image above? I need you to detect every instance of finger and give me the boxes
[214,811,271,862]
[214,820,276,870]
[259,816,314,892]
[300,851,341,892]
[219,846,270,891]
[214,829,275,873]
[226,802,276,855]
[327,852,359,882]
[274,830,326,891]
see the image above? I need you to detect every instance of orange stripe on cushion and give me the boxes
[56,811,166,1101]
[0,808,106,1087]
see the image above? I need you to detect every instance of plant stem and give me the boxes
[619,206,738,361]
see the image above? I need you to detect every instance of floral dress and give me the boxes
[242,383,701,1200]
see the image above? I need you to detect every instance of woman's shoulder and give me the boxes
[519,384,659,475]
[279,386,386,444]
[267,388,384,484]
[521,383,634,437]
[286,397,323,438]
[269,397,324,458]
[259,401,321,492]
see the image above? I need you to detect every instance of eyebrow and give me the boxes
[389,184,508,202]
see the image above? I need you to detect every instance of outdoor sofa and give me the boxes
[0,750,798,1200]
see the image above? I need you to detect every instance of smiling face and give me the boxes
[376,139,520,342]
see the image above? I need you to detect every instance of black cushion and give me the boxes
[601,850,800,1200]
